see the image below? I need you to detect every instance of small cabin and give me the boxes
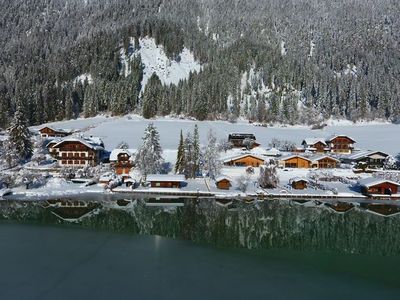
[215,176,232,190]
[311,155,339,169]
[301,138,328,153]
[279,155,312,168]
[359,178,399,196]
[228,133,260,149]
[146,174,186,188]
[326,135,356,154]
[223,154,265,167]
[290,178,308,190]
[39,126,71,138]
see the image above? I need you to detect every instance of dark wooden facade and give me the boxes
[312,157,339,168]
[228,133,260,149]
[216,178,232,190]
[114,152,134,175]
[361,182,398,196]
[291,179,308,190]
[54,140,102,166]
[327,136,355,154]
[150,181,181,188]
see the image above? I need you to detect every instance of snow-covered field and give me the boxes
[31,115,400,156]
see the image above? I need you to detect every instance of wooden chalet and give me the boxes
[359,178,400,196]
[146,174,186,188]
[228,133,260,149]
[110,148,135,176]
[215,176,232,190]
[52,137,104,167]
[290,178,308,190]
[223,153,265,167]
[38,126,71,138]
[345,150,389,169]
[326,135,356,154]
[310,155,340,168]
[46,139,61,157]
[301,138,328,153]
[279,155,312,168]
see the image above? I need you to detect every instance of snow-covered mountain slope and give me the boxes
[120,37,202,92]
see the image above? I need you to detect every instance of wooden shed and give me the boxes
[280,155,312,168]
[146,174,186,188]
[215,176,232,190]
[223,154,265,167]
[290,178,308,190]
[359,178,400,196]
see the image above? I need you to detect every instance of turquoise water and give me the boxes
[0,222,399,300]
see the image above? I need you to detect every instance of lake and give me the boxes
[0,222,400,300]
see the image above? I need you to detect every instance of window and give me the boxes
[80,160,85,165]
[155,182,161,187]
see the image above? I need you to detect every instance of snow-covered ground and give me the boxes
[31,114,400,156]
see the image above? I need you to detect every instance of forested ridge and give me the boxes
[1,0,399,128]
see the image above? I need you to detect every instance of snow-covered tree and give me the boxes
[203,129,222,179]
[243,137,255,150]
[3,107,33,166]
[117,141,129,149]
[258,160,279,188]
[192,124,201,176]
[134,123,164,175]
[236,174,251,192]
[175,130,185,174]
[384,155,397,170]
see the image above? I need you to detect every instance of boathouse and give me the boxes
[279,155,312,168]
[38,126,71,138]
[223,154,265,167]
[359,178,400,196]
[215,176,232,190]
[146,174,186,188]
[289,178,308,190]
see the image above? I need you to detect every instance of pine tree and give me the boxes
[203,129,222,179]
[175,130,185,174]
[5,106,33,164]
[142,73,162,119]
[134,123,164,175]
[192,124,201,177]
[184,132,194,178]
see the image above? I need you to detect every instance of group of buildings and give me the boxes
[38,127,398,197]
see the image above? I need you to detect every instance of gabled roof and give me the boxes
[326,134,356,143]
[146,174,186,182]
[348,150,389,161]
[302,138,327,146]
[52,137,104,151]
[109,149,135,161]
[222,153,266,163]
[289,177,309,183]
[38,126,71,133]
[359,177,400,188]
[45,139,62,148]
[215,175,233,183]
[310,155,340,163]
[264,147,282,156]
[280,154,312,162]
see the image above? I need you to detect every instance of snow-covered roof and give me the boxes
[38,126,71,133]
[99,172,116,181]
[289,177,309,183]
[222,153,266,163]
[359,177,400,188]
[326,134,356,143]
[279,154,312,162]
[348,150,389,161]
[146,174,186,182]
[302,138,327,146]
[215,175,232,183]
[45,139,62,148]
[52,137,104,151]
[109,149,135,161]
[124,178,136,183]
[264,147,282,156]
[309,155,340,163]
